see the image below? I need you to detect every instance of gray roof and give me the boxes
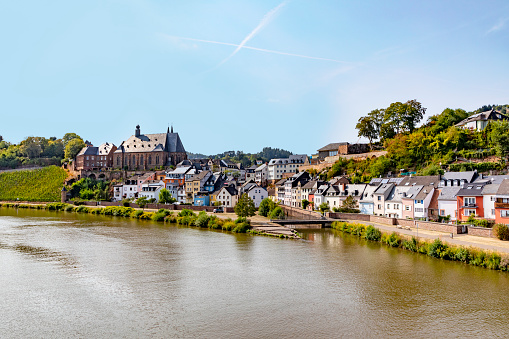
[482,183,500,195]
[370,177,404,185]
[317,142,348,152]
[77,142,115,156]
[399,175,440,188]
[188,170,211,182]
[455,109,509,127]
[415,186,434,200]
[401,185,423,200]
[374,183,394,195]
[437,187,462,201]
[496,179,509,196]
[441,171,477,182]
[476,175,509,185]
[116,128,186,154]
[457,183,485,196]
[387,186,412,203]
[360,184,378,202]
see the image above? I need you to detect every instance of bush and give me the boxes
[164,214,178,223]
[269,206,284,219]
[151,211,167,222]
[233,222,250,233]
[494,224,509,240]
[195,211,210,228]
[364,225,382,241]
[178,209,196,217]
[64,204,75,212]
[222,221,235,231]
[131,210,144,219]
[428,239,448,258]
[46,202,68,211]
[139,212,154,220]
[469,249,486,267]
[75,205,91,213]
[383,232,401,247]
[402,237,418,252]
[484,252,501,270]
[454,247,470,263]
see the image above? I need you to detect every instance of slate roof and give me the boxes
[115,127,186,154]
[374,183,394,195]
[441,171,477,182]
[481,183,500,195]
[77,142,115,156]
[496,179,509,196]
[188,170,211,182]
[455,109,509,127]
[401,185,423,200]
[415,186,434,200]
[317,142,348,152]
[476,175,509,185]
[360,184,378,202]
[457,183,485,196]
[399,175,440,187]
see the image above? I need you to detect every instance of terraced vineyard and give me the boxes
[0,166,68,202]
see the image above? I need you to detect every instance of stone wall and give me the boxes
[411,221,464,234]
[281,205,323,219]
[467,226,495,238]
[370,215,396,225]
[328,212,370,221]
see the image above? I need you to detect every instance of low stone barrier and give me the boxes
[370,215,396,225]
[467,226,495,238]
[328,212,370,221]
[412,220,464,234]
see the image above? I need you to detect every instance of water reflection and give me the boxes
[1,208,509,338]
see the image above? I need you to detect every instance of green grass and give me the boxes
[0,166,68,202]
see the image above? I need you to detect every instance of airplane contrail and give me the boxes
[162,34,352,64]
[217,1,289,66]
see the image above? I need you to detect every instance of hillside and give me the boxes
[0,166,68,202]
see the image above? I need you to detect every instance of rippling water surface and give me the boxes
[1,208,509,338]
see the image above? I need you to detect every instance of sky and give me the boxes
[1,0,508,156]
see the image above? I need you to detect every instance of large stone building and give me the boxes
[75,142,117,171]
[113,125,187,170]
[317,142,370,159]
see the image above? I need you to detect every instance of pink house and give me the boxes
[400,185,423,219]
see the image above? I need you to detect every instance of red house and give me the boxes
[456,183,485,221]
[495,179,509,225]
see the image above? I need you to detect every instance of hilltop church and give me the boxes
[113,125,187,170]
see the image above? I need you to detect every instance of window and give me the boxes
[394,204,399,209]
[378,204,381,209]
[440,209,445,216]
[501,210,509,218]
[377,196,381,201]
[387,204,390,209]
[492,209,495,215]
[405,205,410,211]
[464,209,476,216]
[491,196,496,201]
[464,197,476,205]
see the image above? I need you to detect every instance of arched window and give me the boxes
[140,155,144,166]
[149,155,152,164]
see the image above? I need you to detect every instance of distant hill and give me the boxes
[187,147,294,167]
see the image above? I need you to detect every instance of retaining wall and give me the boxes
[467,226,495,238]
[328,212,370,221]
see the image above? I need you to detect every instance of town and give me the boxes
[67,109,509,227]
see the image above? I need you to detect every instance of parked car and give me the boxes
[213,207,223,213]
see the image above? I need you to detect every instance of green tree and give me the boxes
[356,115,378,147]
[234,193,256,218]
[136,196,149,209]
[62,133,82,147]
[302,199,310,210]
[318,202,329,215]
[65,138,86,160]
[489,120,509,157]
[342,196,357,209]
[258,198,275,217]
[158,188,176,204]
[269,206,284,219]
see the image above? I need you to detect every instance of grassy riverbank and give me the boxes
[0,166,67,202]
[0,202,295,239]
[332,221,509,272]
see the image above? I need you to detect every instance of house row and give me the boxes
[271,170,509,225]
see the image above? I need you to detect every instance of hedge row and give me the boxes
[332,221,509,272]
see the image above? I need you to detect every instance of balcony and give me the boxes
[460,203,477,209]
[495,202,509,209]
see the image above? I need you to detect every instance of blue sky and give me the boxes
[1,1,508,155]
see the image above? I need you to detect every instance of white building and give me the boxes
[240,182,268,208]
[437,187,461,221]
[255,163,268,186]
[267,155,308,182]
[216,186,239,207]
[138,180,165,202]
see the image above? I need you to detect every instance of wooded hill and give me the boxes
[324,102,509,183]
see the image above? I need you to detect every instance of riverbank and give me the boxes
[0,202,299,239]
[332,221,509,272]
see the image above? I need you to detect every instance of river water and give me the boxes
[1,208,509,338]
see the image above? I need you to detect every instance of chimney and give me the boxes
[135,125,141,137]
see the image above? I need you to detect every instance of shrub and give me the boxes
[91,208,103,214]
[157,208,172,217]
[64,205,75,212]
[164,214,178,223]
[195,211,210,228]
[494,224,509,240]
[454,247,470,263]
[402,237,418,252]
[222,221,235,231]
[258,198,275,217]
[75,205,91,213]
[131,210,144,219]
[469,249,486,267]
[178,209,196,217]
[139,212,154,220]
[474,219,489,228]
[484,252,501,270]
[151,211,167,222]
[364,225,382,241]
[46,202,68,211]
[269,206,284,219]
[233,222,250,233]
[427,239,448,258]
[384,232,401,247]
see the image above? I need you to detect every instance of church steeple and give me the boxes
[171,125,173,133]
[167,126,170,134]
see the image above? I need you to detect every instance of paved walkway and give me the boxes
[350,220,509,254]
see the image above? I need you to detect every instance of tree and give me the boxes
[259,198,275,217]
[269,206,284,219]
[62,133,82,147]
[356,115,378,147]
[136,196,149,209]
[318,202,329,215]
[302,199,310,210]
[65,138,86,160]
[159,188,176,204]
[342,196,358,210]
[488,120,509,157]
[234,193,256,218]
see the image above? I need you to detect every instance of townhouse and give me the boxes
[138,180,165,202]
[267,155,308,183]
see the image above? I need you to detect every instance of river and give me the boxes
[1,208,509,338]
